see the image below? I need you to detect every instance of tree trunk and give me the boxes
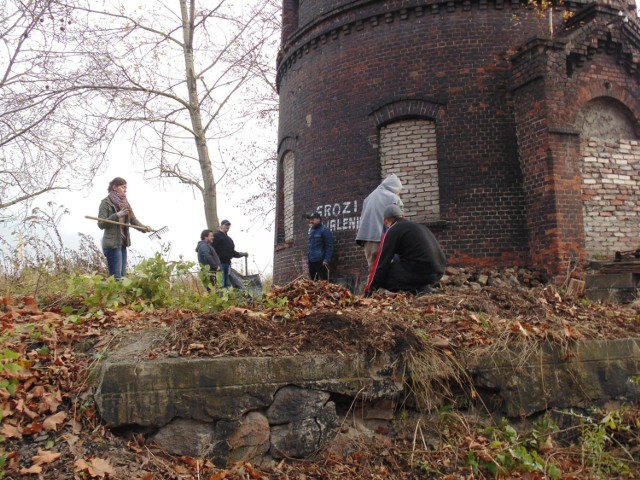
[180,0,219,229]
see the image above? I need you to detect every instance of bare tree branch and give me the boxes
[0,0,115,219]
[1,0,279,226]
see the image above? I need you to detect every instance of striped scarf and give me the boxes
[108,190,130,212]
[108,191,131,245]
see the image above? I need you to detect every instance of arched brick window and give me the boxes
[282,151,295,242]
[275,151,295,245]
[577,97,640,257]
[380,119,440,223]
[276,134,297,246]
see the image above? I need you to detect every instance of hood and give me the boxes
[196,240,207,251]
[379,173,402,193]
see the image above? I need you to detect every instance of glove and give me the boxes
[116,209,128,218]
[322,261,329,267]
[242,252,249,257]
[145,226,153,233]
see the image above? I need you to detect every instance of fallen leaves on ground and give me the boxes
[0,277,639,478]
[75,457,116,478]
[159,281,640,359]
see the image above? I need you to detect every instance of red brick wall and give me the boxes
[274,0,640,285]
[510,5,640,279]
[581,138,640,257]
[281,0,299,44]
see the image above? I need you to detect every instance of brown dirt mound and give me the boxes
[154,279,640,360]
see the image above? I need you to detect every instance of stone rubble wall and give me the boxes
[94,351,404,466]
[94,336,640,467]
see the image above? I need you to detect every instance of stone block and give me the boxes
[152,419,216,457]
[586,272,639,289]
[268,386,339,459]
[267,386,331,424]
[468,338,640,418]
[226,412,270,464]
[94,334,403,428]
[586,288,637,303]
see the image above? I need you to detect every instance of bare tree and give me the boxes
[62,0,280,228]
[0,0,114,221]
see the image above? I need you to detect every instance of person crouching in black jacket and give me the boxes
[364,204,446,296]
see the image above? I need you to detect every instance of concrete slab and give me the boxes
[92,332,640,465]
[95,352,403,427]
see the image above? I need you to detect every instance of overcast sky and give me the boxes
[1,0,277,278]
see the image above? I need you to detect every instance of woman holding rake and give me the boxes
[97,177,152,280]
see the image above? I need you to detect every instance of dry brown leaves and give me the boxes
[1,281,639,479]
[0,295,182,478]
[158,280,640,360]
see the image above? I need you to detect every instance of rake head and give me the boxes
[149,226,169,240]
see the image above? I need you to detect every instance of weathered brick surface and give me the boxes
[274,0,640,285]
[582,138,640,256]
[283,152,295,241]
[380,120,440,222]
[511,3,640,278]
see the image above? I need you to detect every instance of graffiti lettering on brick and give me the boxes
[314,200,360,232]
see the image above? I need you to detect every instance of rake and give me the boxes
[85,216,169,240]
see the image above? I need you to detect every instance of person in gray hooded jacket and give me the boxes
[355,174,404,268]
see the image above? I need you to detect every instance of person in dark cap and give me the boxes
[304,212,333,281]
[213,219,248,288]
[364,204,446,296]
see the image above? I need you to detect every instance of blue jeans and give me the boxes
[220,262,231,288]
[103,246,127,280]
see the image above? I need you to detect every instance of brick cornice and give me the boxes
[277,0,599,91]
[510,4,640,91]
[509,38,557,92]
[562,5,640,80]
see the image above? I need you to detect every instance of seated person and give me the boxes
[364,204,446,295]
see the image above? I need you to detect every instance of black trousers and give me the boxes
[382,261,441,293]
[308,261,329,281]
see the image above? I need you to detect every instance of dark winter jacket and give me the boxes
[365,218,446,291]
[213,231,243,263]
[307,224,333,263]
[196,240,221,272]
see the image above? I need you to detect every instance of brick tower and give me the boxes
[274,0,640,287]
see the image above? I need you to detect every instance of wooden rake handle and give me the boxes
[84,215,149,232]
